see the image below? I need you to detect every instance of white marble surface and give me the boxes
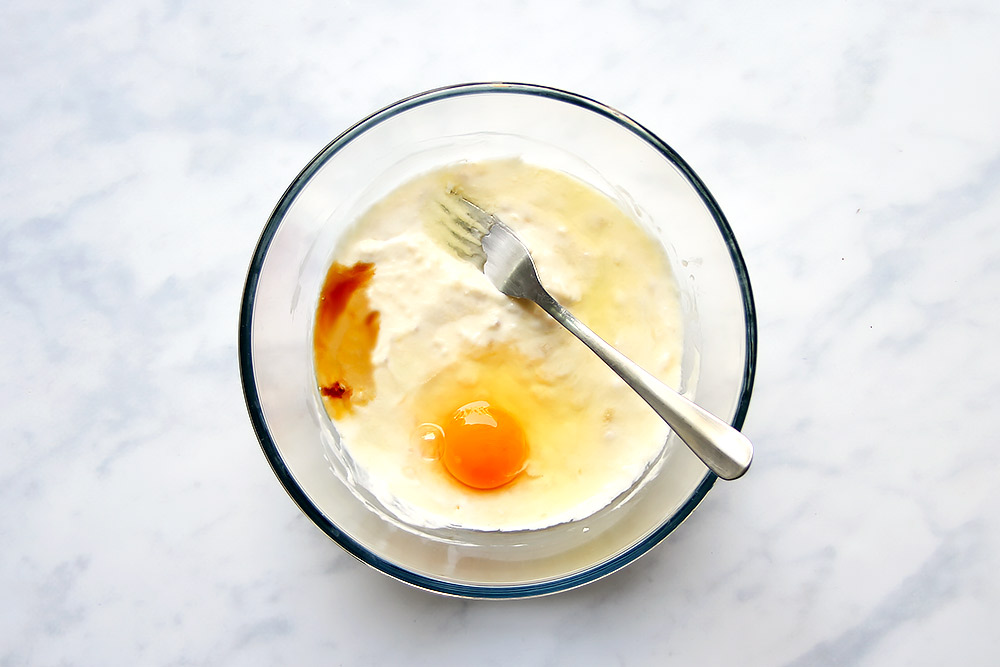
[3,0,1000,664]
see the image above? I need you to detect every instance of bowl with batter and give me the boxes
[240,83,756,597]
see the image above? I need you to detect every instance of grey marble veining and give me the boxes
[3,0,1000,664]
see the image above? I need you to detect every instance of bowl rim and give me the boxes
[238,81,757,599]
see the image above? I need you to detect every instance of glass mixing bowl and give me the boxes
[239,83,756,598]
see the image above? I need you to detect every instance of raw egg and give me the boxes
[438,401,528,490]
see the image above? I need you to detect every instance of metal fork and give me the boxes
[442,196,753,480]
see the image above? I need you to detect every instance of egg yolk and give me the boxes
[440,401,528,490]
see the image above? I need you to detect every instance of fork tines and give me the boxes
[434,194,497,268]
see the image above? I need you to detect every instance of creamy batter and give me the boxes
[314,159,683,531]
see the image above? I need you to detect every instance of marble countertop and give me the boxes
[4,0,999,664]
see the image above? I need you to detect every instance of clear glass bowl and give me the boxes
[239,83,756,598]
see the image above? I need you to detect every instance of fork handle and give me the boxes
[532,290,753,480]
